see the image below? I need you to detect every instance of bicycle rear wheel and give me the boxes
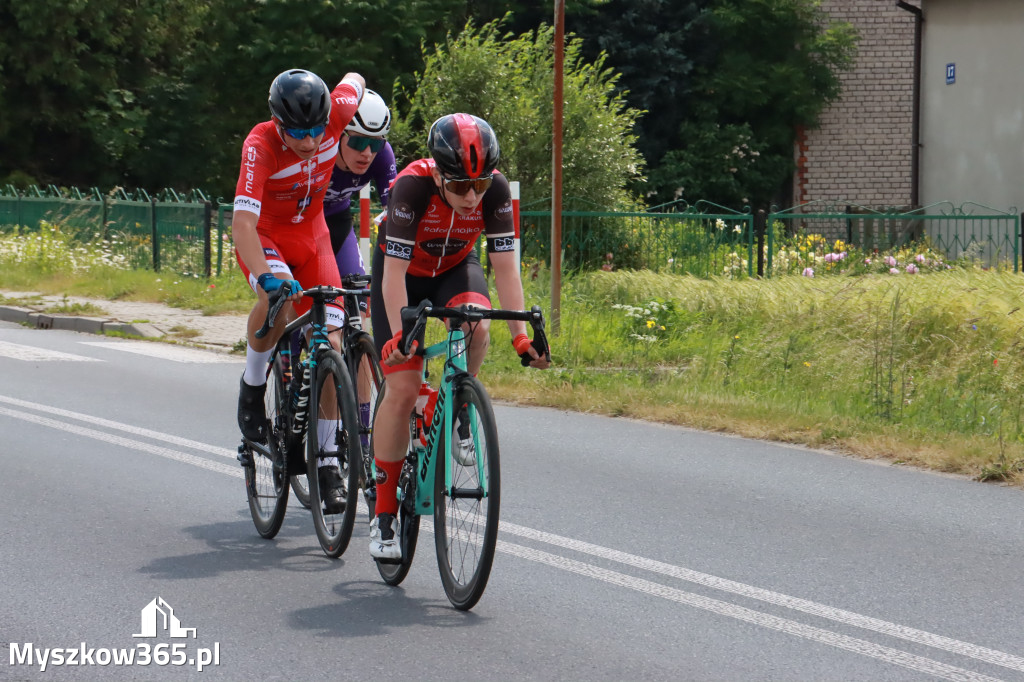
[434,377,500,610]
[376,453,421,586]
[307,350,362,558]
[244,352,290,538]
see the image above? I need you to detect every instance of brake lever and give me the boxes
[255,285,293,339]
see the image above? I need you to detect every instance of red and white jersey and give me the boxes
[232,80,362,230]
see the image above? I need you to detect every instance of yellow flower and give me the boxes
[803,361,811,367]
[646,319,655,328]
[734,334,740,339]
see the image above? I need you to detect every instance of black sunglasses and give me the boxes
[442,175,493,196]
[345,135,386,153]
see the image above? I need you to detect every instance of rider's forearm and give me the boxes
[490,252,529,339]
[233,212,270,278]
[381,256,410,335]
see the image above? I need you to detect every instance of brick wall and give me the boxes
[795,0,918,210]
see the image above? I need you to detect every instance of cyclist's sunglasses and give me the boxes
[442,175,493,196]
[282,124,327,140]
[345,135,386,153]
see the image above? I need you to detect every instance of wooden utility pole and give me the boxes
[551,0,564,334]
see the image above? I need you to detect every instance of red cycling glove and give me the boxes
[382,330,417,361]
[512,333,532,356]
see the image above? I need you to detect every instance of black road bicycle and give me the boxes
[238,276,382,558]
[287,275,383,512]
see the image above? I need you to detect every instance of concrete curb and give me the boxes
[0,305,163,340]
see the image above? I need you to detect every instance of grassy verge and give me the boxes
[2,225,1021,486]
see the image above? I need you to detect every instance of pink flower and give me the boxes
[915,254,925,263]
[884,256,897,267]
[864,258,872,265]
[906,264,919,274]
[802,267,814,278]
[824,253,837,263]
[839,251,847,260]
[889,267,900,275]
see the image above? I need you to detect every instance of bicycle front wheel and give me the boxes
[349,332,383,513]
[307,350,362,558]
[434,376,500,610]
[244,352,290,538]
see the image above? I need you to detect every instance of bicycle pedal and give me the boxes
[236,443,253,467]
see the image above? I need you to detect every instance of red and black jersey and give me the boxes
[379,158,516,278]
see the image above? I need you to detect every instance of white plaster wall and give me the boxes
[920,0,1024,214]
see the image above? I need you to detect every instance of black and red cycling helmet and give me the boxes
[428,113,500,179]
[268,69,331,129]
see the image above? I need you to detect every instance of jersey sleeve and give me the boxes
[370,143,398,208]
[380,175,432,261]
[330,79,363,130]
[482,173,516,254]
[232,129,275,217]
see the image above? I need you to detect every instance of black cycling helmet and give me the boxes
[268,69,331,129]
[428,113,500,179]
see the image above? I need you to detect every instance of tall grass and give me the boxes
[487,266,1024,485]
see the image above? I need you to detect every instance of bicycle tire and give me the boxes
[307,349,362,558]
[348,332,383,513]
[287,334,312,508]
[289,474,311,509]
[434,376,500,610]
[376,454,421,586]
[244,353,290,538]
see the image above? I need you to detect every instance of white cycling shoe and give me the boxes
[369,513,401,560]
[452,436,477,467]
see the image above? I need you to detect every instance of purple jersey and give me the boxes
[322,142,397,216]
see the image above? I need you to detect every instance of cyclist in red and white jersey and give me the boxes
[367,113,550,560]
[233,68,364,513]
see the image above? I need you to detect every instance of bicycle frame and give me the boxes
[408,325,487,514]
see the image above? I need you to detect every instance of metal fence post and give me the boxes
[203,200,212,278]
[151,196,160,272]
[755,209,766,277]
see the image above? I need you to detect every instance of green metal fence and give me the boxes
[0,184,213,276]
[519,198,757,277]
[3,184,1021,279]
[767,201,1021,273]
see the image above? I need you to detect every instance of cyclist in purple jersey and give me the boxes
[322,89,397,281]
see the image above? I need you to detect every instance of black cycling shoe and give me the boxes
[237,376,268,442]
[318,464,347,514]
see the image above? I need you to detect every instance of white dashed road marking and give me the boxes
[0,341,102,362]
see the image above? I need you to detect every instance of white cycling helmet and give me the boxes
[345,89,391,138]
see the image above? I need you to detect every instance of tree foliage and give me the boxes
[391,19,644,209]
[644,0,857,208]
[0,0,856,213]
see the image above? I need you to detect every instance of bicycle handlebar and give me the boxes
[254,283,369,339]
[399,300,550,366]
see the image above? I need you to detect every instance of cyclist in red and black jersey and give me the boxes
[233,68,364,513]
[367,113,550,560]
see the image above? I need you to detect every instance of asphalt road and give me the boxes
[2,321,1023,681]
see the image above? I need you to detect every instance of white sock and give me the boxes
[243,344,273,386]
[317,419,340,467]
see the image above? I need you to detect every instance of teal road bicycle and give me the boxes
[372,299,549,610]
